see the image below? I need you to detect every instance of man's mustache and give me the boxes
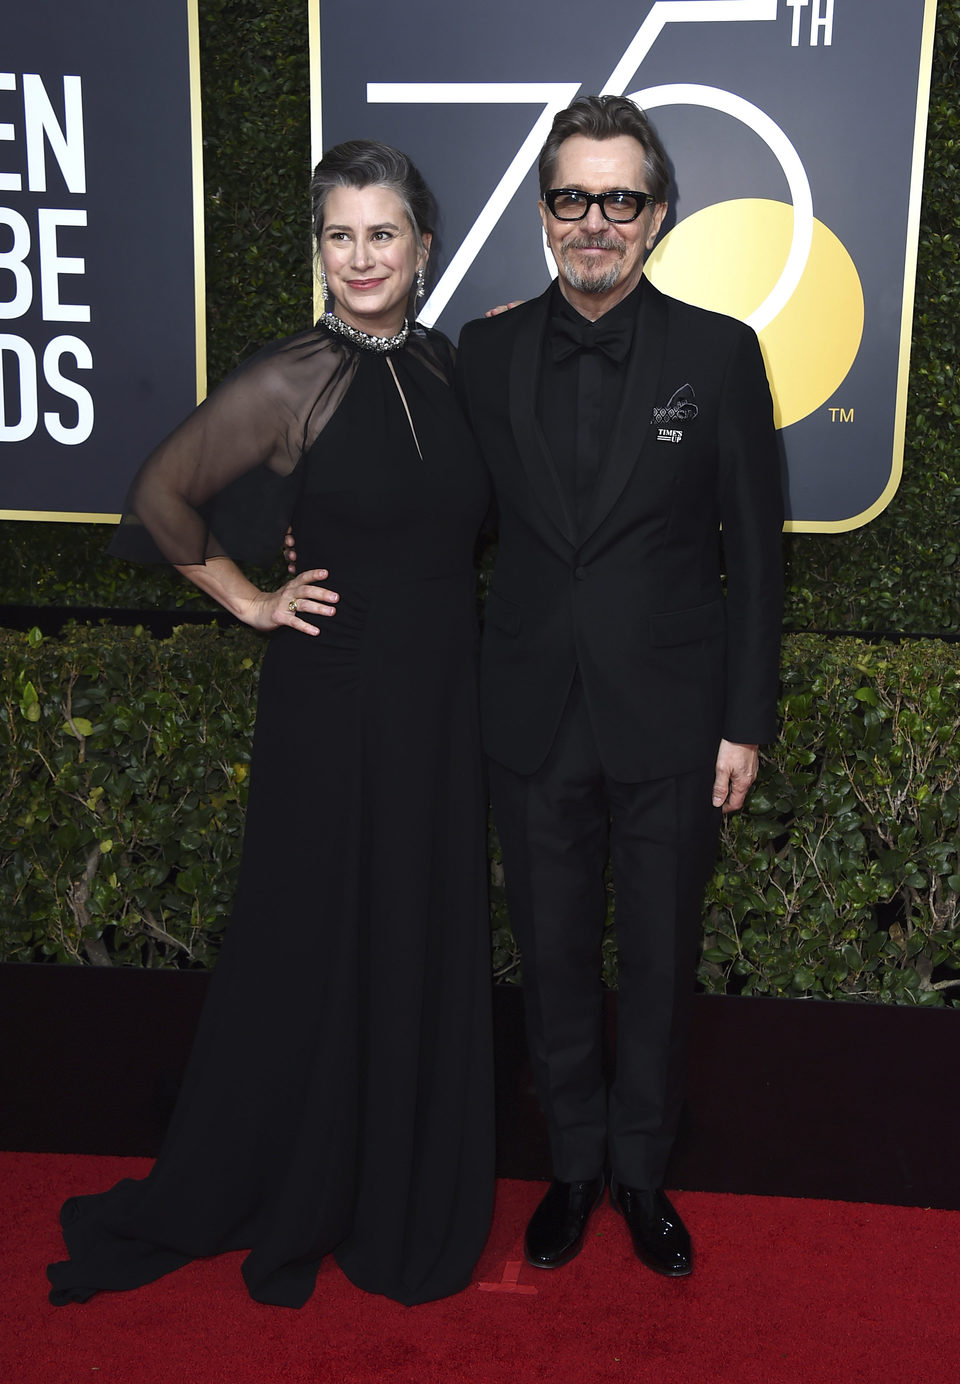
[565,235,625,253]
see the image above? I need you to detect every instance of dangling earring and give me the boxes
[319,264,330,304]
[415,265,426,299]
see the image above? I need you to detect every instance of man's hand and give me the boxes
[484,300,526,317]
[711,739,759,813]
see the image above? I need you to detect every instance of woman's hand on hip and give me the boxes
[244,569,340,635]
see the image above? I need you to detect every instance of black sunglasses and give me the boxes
[543,189,657,223]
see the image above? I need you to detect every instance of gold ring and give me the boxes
[288,598,299,613]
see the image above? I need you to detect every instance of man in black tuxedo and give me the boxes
[456,95,783,1277]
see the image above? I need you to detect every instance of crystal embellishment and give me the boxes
[321,313,410,353]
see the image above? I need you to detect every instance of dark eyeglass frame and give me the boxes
[543,188,657,223]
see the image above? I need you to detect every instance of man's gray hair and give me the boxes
[538,95,670,205]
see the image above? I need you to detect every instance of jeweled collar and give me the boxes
[321,312,409,353]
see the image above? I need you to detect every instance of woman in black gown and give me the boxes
[47,141,494,1309]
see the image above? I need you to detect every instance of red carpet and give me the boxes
[3,1152,959,1383]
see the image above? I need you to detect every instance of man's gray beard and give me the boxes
[559,237,625,294]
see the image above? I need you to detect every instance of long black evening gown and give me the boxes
[47,322,494,1308]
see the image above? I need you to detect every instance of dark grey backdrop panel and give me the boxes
[316,0,934,530]
[0,1,199,517]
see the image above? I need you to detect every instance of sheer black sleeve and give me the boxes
[108,328,359,566]
[406,323,457,384]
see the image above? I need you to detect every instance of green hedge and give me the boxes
[701,635,960,1006]
[1,624,261,968]
[0,0,958,632]
[3,625,957,1005]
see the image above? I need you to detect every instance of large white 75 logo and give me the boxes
[365,0,812,334]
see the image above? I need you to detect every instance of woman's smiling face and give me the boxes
[319,183,429,336]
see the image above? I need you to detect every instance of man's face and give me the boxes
[539,134,667,314]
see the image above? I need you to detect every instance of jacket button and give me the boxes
[574,566,587,580]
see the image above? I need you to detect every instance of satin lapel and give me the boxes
[508,291,577,548]
[579,279,669,545]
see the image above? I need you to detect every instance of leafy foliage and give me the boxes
[6,626,956,1010]
[0,624,261,967]
[199,0,314,380]
[698,635,960,1006]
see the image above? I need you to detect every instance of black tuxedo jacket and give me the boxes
[456,279,784,781]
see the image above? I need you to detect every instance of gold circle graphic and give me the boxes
[644,198,864,429]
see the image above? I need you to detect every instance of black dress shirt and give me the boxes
[537,281,640,534]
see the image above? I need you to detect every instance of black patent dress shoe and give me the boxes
[524,1176,606,1269]
[611,1182,693,1276]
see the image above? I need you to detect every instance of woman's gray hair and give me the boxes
[537,95,670,205]
[310,139,436,252]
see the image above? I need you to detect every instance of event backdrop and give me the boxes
[0,3,936,529]
[311,0,936,531]
[0,0,204,521]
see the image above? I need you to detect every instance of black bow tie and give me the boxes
[550,314,632,364]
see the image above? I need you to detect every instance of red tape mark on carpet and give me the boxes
[477,1259,538,1295]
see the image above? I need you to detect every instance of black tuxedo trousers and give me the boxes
[489,676,720,1187]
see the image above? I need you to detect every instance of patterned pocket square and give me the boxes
[651,383,699,426]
